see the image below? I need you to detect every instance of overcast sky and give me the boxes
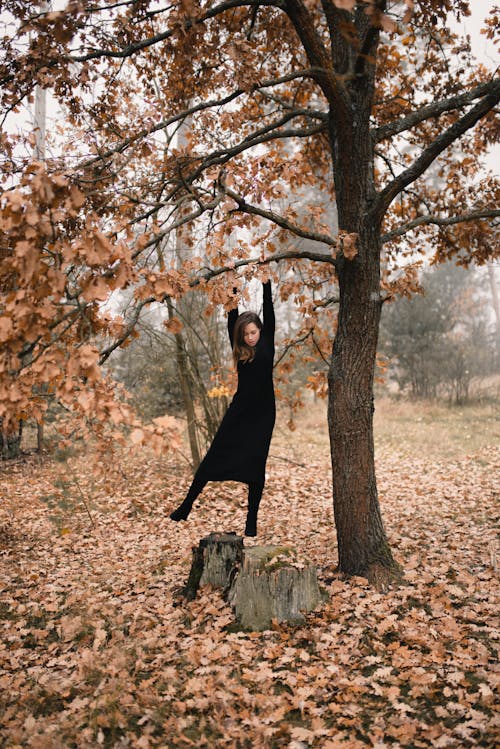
[453,1,498,70]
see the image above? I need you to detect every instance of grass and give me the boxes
[373,397,500,459]
[271,395,500,463]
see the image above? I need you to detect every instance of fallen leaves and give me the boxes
[0,418,498,747]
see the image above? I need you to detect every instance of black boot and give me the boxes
[169,477,207,522]
[169,501,192,521]
[244,515,257,537]
[244,481,263,537]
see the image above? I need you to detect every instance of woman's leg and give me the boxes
[245,480,265,537]
[169,476,207,521]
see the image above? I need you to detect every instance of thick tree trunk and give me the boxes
[328,224,397,582]
[328,95,400,584]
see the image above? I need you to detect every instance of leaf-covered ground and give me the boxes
[0,402,499,748]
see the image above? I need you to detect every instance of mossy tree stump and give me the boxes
[183,533,325,630]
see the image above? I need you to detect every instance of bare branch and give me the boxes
[98,248,336,360]
[224,186,337,248]
[170,120,326,198]
[195,248,336,285]
[126,120,327,229]
[381,208,500,243]
[132,194,224,258]
[312,294,339,308]
[99,297,154,364]
[78,91,245,171]
[373,79,500,222]
[374,79,500,143]
[17,313,79,374]
[274,329,313,366]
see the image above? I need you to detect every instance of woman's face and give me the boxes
[243,322,261,347]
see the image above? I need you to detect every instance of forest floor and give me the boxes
[0,398,499,748]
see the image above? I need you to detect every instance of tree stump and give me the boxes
[183,535,324,630]
[183,532,244,600]
[227,546,324,630]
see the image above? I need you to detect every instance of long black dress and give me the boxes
[194,281,275,486]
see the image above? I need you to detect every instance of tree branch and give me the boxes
[354,0,386,78]
[98,250,336,359]
[99,297,154,364]
[77,69,327,173]
[373,79,500,222]
[274,329,313,366]
[69,0,286,63]
[284,0,350,116]
[373,79,500,143]
[381,208,500,243]
[224,185,337,248]
[132,194,224,258]
[195,248,336,285]
[127,120,327,228]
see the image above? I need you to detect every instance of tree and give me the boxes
[1,1,499,581]
[110,289,232,463]
[380,262,493,401]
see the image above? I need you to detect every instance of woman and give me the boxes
[169,281,275,536]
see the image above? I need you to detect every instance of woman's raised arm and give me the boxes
[227,290,239,347]
[262,281,275,343]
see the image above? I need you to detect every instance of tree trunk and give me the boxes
[166,297,201,471]
[37,422,44,452]
[0,419,23,459]
[328,226,397,582]
[327,91,400,583]
[487,262,500,360]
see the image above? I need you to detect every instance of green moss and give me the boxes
[257,546,295,572]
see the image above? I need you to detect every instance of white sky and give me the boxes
[453,1,498,70]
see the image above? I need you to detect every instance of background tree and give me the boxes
[110,288,231,466]
[1,0,499,581]
[380,262,494,402]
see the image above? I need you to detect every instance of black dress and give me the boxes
[194,282,275,486]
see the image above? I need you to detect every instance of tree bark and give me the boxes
[487,262,500,355]
[183,532,244,601]
[326,26,401,581]
[328,224,397,581]
[183,533,324,630]
[227,545,324,631]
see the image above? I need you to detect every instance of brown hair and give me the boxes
[232,311,263,368]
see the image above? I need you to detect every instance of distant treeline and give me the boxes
[379,262,499,403]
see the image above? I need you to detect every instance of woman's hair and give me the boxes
[232,311,263,367]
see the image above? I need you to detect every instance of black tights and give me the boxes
[245,480,265,536]
[169,477,264,536]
